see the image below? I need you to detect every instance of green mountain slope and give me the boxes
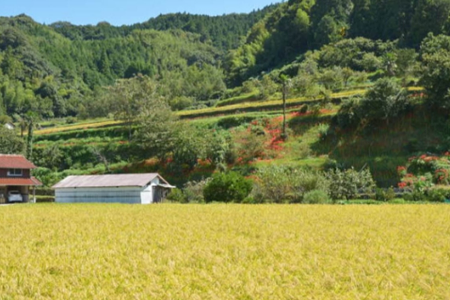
[49,5,279,51]
[0,15,226,117]
[226,0,450,85]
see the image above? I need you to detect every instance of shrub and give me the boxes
[325,167,376,200]
[203,172,252,203]
[166,188,187,203]
[346,200,381,205]
[403,190,427,202]
[214,92,259,107]
[375,187,396,202]
[252,165,329,203]
[234,129,267,163]
[217,116,258,129]
[242,196,265,204]
[426,189,448,202]
[169,96,194,111]
[65,116,77,124]
[317,123,330,141]
[358,78,408,123]
[299,105,308,114]
[35,196,55,203]
[303,190,331,204]
[336,98,362,129]
[183,179,210,203]
[389,199,406,204]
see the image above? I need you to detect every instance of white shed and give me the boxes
[52,173,175,204]
[4,123,15,130]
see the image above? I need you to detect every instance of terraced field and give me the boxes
[1,204,448,299]
[35,120,124,135]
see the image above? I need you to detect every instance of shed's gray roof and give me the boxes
[52,173,170,189]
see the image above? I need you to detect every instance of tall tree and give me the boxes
[279,74,292,140]
[0,126,24,154]
[420,34,450,109]
[106,75,159,140]
[135,98,178,160]
[24,111,39,159]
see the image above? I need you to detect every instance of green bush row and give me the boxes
[214,92,260,107]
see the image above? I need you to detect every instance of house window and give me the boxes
[7,169,23,177]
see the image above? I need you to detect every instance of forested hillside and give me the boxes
[226,0,450,84]
[3,0,450,201]
[50,5,278,51]
[0,5,281,119]
[1,0,449,118]
[0,15,229,118]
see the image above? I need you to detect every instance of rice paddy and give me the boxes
[0,204,448,299]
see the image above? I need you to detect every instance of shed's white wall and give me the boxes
[55,186,150,204]
[141,184,154,204]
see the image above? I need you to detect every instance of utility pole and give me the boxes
[279,74,291,140]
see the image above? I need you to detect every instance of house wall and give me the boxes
[0,169,30,178]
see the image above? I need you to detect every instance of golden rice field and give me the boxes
[34,120,124,135]
[0,204,449,299]
[177,89,367,118]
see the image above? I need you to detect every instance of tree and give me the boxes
[203,172,252,203]
[258,75,278,100]
[395,49,418,86]
[313,15,342,47]
[420,34,450,109]
[91,146,111,173]
[409,0,450,46]
[234,129,267,163]
[106,75,159,140]
[38,143,63,170]
[171,124,209,171]
[23,111,39,159]
[135,97,178,160]
[0,126,25,154]
[382,52,398,77]
[279,74,292,140]
[359,78,408,124]
[0,115,12,125]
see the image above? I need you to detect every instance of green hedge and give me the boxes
[214,92,260,107]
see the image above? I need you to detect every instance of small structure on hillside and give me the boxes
[4,123,15,130]
[52,173,175,204]
[0,154,42,203]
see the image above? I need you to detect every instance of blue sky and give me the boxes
[2,0,281,26]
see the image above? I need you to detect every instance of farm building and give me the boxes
[0,154,42,203]
[53,173,175,204]
[4,123,15,130]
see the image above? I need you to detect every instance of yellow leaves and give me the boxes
[0,204,449,299]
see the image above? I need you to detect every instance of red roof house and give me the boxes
[0,155,42,203]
